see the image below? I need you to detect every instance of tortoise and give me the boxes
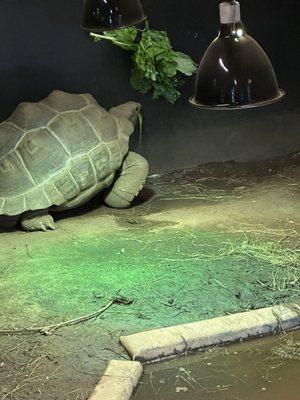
[0,90,149,231]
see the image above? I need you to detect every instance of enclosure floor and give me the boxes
[0,153,299,400]
[134,330,300,400]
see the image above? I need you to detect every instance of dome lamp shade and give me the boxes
[81,0,146,33]
[190,1,285,110]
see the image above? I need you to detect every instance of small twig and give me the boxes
[101,347,128,360]
[1,365,60,400]
[25,244,33,259]
[0,295,127,336]
[2,339,28,358]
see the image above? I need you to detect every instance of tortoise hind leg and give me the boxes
[20,210,56,232]
[104,151,149,209]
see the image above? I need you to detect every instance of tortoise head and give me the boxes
[110,101,142,125]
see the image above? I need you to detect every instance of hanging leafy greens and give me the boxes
[92,26,197,104]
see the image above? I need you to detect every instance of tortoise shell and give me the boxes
[0,90,134,216]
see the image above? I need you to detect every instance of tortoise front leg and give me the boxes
[104,151,149,209]
[20,209,56,232]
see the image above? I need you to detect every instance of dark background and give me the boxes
[0,0,299,172]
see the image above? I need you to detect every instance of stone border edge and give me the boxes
[88,360,143,400]
[120,302,300,363]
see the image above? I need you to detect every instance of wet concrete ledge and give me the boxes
[120,302,300,363]
[88,360,143,400]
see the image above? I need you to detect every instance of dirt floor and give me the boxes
[0,152,299,399]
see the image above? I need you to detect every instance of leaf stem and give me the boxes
[90,33,136,49]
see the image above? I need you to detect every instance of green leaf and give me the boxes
[160,59,178,78]
[103,27,138,50]
[94,26,197,103]
[175,52,198,76]
[153,79,181,104]
[131,67,152,94]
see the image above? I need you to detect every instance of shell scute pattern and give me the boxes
[0,198,4,214]
[17,128,70,185]
[0,91,130,217]
[89,145,112,181]
[80,93,100,107]
[43,182,66,205]
[41,90,88,112]
[49,112,100,157]
[51,171,80,202]
[0,123,24,160]
[2,196,24,216]
[107,141,123,172]
[25,187,51,211]
[69,156,96,191]
[7,102,57,131]
[0,151,34,196]
[81,106,118,142]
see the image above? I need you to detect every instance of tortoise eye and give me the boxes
[25,139,38,154]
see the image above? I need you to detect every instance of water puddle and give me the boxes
[134,330,300,400]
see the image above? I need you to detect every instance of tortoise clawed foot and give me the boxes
[20,211,56,232]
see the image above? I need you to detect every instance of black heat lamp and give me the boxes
[190,1,285,110]
[81,0,146,33]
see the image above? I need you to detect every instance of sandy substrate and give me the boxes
[0,152,299,399]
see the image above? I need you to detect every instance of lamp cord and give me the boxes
[134,18,148,44]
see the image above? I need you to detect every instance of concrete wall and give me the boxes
[0,0,299,172]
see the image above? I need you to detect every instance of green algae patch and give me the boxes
[0,228,299,333]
